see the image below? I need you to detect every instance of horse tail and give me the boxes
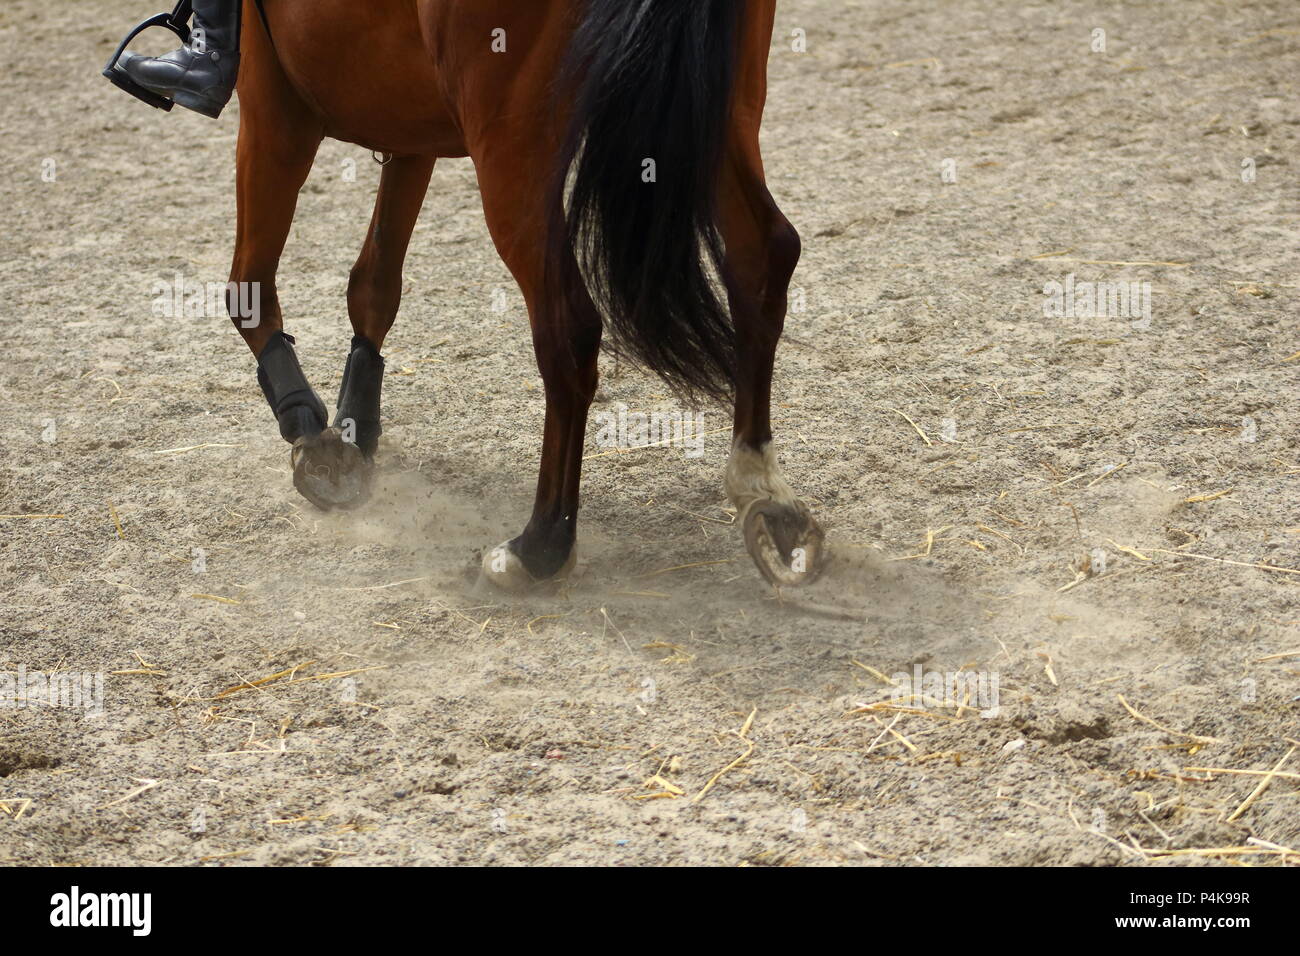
[548,0,743,403]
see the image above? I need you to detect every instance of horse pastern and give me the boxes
[725,439,799,515]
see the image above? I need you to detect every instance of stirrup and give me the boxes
[102,0,194,112]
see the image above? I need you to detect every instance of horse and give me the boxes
[223,0,824,592]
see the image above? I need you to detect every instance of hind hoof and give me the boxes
[742,499,826,588]
[291,427,372,511]
[479,541,576,594]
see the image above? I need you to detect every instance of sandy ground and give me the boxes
[1,0,1298,867]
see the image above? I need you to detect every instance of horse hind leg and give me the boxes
[718,142,826,588]
[471,145,601,592]
[293,154,436,510]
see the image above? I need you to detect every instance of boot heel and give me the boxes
[172,89,226,119]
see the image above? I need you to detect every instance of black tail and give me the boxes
[549,0,742,403]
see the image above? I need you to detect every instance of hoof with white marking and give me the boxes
[479,541,576,593]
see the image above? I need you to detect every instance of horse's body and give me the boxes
[229,0,824,590]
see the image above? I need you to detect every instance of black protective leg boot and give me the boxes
[257,333,329,443]
[114,0,241,118]
[333,337,385,460]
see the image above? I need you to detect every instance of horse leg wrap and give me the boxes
[334,335,384,459]
[257,332,328,443]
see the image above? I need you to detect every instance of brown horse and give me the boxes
[227,0,824,591]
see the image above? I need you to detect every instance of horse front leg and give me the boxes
[289,154,438,510]
[228,9,360,510]
[336,154,435,458]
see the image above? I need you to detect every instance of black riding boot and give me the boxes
[114,0,241,118]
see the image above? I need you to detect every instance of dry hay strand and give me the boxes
[643,641,695,664]
[212,660,387,700]
[635,756,687,801]
[96,777,160,810]
[638,560,732,579]
[154,443,245,454]
[888,407,933,446]
[0,799,34,820]
[211,663,312,698]
[1107,538,1151,561]
[269,813,334,826]
[1183,489,1234,504]
[525,614,567,636]
[341,576,430,592]
[851,660,898,686]
[1085,462,1128,487]
[1148,548,1300,577]
[107,500,125,539]
[846,699,964,722]
[1028,252,1189,268]
[692,708,757,804]
[1117,694,1220,746]
[1226,744,1297,823]
[1146,845,1299,864]
[889,525,952,561]
[1184,765,1300,782]
[977,523,1025,554]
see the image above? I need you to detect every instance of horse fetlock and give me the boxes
[725,438,800,522]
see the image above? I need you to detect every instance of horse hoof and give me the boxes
[479,541,576,593]
[291,427,371,511]
[742,499,826,588]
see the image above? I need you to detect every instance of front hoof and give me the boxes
[479,541,576,594]
[291,427,371,511]
[742,499,826,588]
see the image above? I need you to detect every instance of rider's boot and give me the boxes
[114,0,242,118]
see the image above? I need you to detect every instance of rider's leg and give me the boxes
[115,0,242,119]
